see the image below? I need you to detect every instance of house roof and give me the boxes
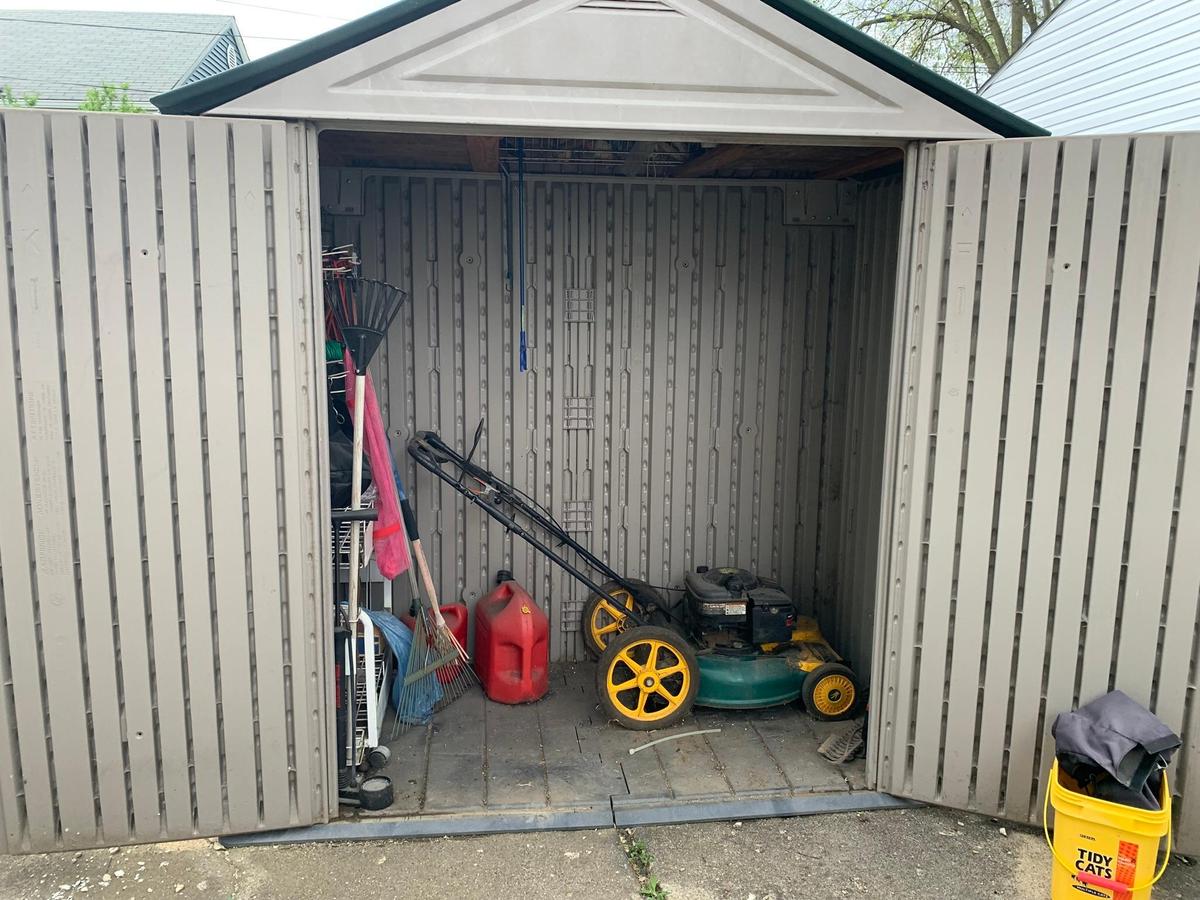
[152,0,1045,138]
[1,10,246,110]
[980,0,1200,134]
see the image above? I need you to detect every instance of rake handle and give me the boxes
[399,492,469,659]
[412,540,441,616]
[398,494,438,606]
[346,371,367,628]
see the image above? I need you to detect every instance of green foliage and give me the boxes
[79,83,146,113]
[621,830,667,896]
[639,875,669,900]
[627,838,654,870]
[814,0,1065,88]
[0,85,39,107]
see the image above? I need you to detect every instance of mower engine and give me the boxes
[683,567,795,647]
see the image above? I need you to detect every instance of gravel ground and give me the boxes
[0,807,1196,900]
[640,805,1200,899]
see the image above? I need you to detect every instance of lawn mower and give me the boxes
[408,429,864,731]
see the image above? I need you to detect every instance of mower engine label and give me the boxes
[700,602,747,617]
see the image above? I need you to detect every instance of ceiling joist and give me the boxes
[815,148,904,179]
[465,136,501,173]
[673,144,758,178]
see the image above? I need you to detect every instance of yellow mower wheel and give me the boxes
[802,662,863,721]
[581,579,659,657]
[596,626,698,730]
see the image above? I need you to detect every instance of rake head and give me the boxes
[391,606,477,738]
[326,275,407,374]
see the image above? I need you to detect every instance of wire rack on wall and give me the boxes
[332,513,365,578]
[498,137,695,177]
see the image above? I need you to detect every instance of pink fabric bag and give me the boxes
[343,350,411,579]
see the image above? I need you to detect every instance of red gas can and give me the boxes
[473,573,549,704]
[400,604,469,684]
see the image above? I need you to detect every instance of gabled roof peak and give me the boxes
[153,0,1043,139]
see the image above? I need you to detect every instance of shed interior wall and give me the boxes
[830,178,902,677]
[321,156,903,679]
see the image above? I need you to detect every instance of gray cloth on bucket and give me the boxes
[1052,690,1179,810]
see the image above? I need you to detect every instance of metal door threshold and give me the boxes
[610,788,914,827]
[222,790,915,846]
[226,667,905,847]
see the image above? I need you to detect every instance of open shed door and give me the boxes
[877,132,1200,853]
[0,109,331,852]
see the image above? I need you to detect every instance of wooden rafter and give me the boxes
[673,144,757,178]
[815,148,904,180]
[465,136,501,173]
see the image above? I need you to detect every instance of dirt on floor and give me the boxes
[0,806,1197,900]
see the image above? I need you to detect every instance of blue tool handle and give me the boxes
[391,457,420,539]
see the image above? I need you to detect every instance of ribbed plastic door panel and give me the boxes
[877,133,1200,854]
[0,109,330,852]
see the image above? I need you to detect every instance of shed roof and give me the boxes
[1,10,246,110]
[153,0,1044,139]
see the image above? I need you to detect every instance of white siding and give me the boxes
[980,0,1200,134]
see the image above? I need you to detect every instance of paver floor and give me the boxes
[363,662,868,824]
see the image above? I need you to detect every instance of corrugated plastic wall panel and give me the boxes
[0,109,329,852]
[878,134,1200,853]
[327,173,875,662]
[830,177,902,678]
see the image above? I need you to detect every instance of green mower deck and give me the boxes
[694,652,807,709]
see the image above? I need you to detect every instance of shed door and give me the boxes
[877,133,1200,852]
[0,110,331,852]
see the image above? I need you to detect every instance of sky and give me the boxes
[0,0,396,59]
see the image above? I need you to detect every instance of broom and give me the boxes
[391,470,476,736]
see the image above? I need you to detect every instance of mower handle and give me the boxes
[406,431,662,626]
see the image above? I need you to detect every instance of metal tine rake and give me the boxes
[391,471,477,738]
[326,273,406,630]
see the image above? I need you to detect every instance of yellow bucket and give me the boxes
[1044,760,1171,899]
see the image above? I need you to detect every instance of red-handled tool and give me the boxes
[1073,871,1129,893]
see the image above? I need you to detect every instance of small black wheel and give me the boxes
[596,626,698,730]
[366,745,391,770]
[581,579,661,657]
[801,663,864,721]
[358,775,393,811]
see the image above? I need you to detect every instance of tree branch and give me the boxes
[840,0,1059,77]
[1011,0,1042,34]
[973,0,1009,60]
